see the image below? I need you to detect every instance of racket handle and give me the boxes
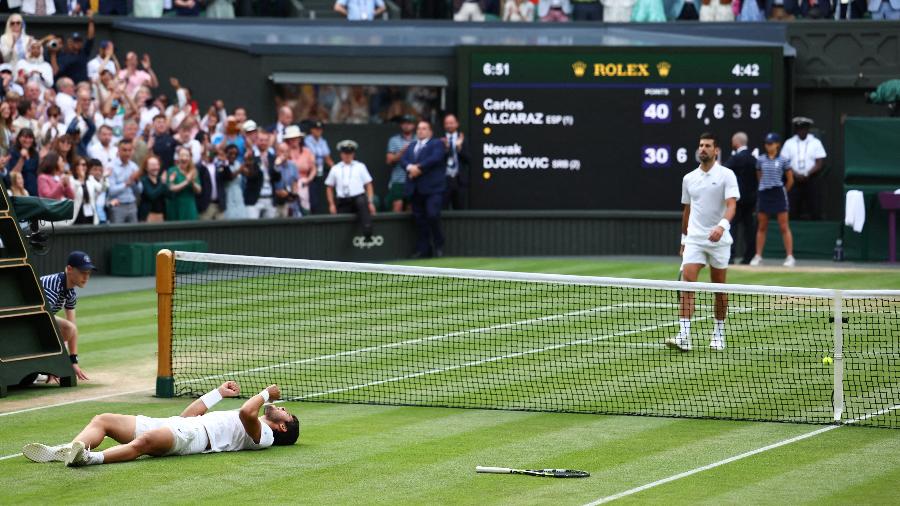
[476,466,511,474]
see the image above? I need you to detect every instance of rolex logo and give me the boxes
[572,61,587,78]
[656,61,671,78]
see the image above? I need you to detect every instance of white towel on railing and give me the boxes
[845,190,866,233]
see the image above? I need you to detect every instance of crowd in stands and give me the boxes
[0,0,895,20]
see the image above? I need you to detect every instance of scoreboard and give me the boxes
[459,47,785,210]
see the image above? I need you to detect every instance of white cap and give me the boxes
[242,119,258,133]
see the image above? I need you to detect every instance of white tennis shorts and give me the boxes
[134,415,209,456]
[682,242,731,269]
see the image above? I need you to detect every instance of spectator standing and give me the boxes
[326,140,376,240]
[540,0,572,20]
[216,144,247,220]
[107,139,141,224]
[41,105,65,146]
[117,52,158,99]
[165,146,201,221]
[724,132,757,264]
[174,0,204,15]
[212,115,245,159]
[70,158,94,225]
[631,0,667,19]
[243,131,279,219]
[454,0,487,20]
[134,0,165,16]
[269,105,294,144]
[13,99,39,138]
[781,116,826,221]
[503,0,535,19]
[273,142,300,218]
[122,120,149,168]
[194,131,221,220]
[7,128,38,196]
[442,113,468,210]
[206,0,237,17]
[385,114,416,212]
[36,152,73,200]
[0,101,12,157]
[87,124,117,169]
[85,158,107,224]
[86,40,117,83]
[401,120,447,258]
[54,78,77,122]
[47,134,77,172]
[16,41,54,92]
[1,15,34,67]
[138,155,168,222]
[305,120,333,214]
[334,0,386,19]
[750,133,795,267]
[50,17,94,85]
[21,0,56,16]
[284,125,314,215]
[868,0,900,18]
[571,0,603,19]
[148,114,177,170]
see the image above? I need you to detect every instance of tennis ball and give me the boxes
[822,356,833,365]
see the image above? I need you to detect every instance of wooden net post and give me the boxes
[156,249,175,397]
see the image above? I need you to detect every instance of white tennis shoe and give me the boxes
[22,443,70,463]
[64,441,89,467]
[749,255,763,266]
[783,255,796,267]
[665,334,692,352]
[710,334,726,351]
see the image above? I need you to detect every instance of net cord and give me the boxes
[173,251,900,299]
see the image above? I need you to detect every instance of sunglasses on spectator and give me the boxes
[9,21,21,25]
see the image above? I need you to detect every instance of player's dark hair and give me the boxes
[273,415,300,446]
[699,132,718,147]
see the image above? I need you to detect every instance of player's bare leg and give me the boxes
[710,266,728,350]
[23,414,135,463]
[668,263,703,351]
[73,413,138,448]
[67,427,174,467]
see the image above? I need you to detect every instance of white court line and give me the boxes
[0,452,23,461]
[582,403,900,505]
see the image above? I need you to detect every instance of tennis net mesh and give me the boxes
[161,251,900,428]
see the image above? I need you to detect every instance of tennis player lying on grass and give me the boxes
[22,381,299,467]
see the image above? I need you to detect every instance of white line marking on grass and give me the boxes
[0,452,23,461]
[0,387,153,418]
[582,403,900,505]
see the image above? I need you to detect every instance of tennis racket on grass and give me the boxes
[476,466,590,478]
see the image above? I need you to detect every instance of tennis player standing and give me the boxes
[667,132,740,352]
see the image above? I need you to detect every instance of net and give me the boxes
[163,251,900,428]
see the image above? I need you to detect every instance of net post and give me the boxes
[833,290,845,422]
[156,249,175,398]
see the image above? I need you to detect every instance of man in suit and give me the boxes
[401,120,447,258]
[442,113,469,210]
[243,131,281,219]
[724,132,757,264]
[267,106,294,144]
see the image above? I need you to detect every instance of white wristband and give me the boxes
[258,389,270,403]
[717,219,731,231]
[680,234,687,245]
[200,389,223,409]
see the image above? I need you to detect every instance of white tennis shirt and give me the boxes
[199,411,274,453]
[681,163,740,247]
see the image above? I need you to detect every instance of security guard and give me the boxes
[325,140,376,240]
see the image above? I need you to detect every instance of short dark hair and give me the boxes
[272,415,300,446]
[699,132,718,147]
[17,98,32,117]
[88,158,104,170]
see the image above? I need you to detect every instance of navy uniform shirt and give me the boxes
[40,272,77,314]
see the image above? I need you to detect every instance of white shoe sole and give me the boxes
[65,441,87,467]
[22,443,69,463]
[664,337,692,352]
[710,342,726,351]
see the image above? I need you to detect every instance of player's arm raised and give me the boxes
[239,384,281,444]
[181,381,240,417]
